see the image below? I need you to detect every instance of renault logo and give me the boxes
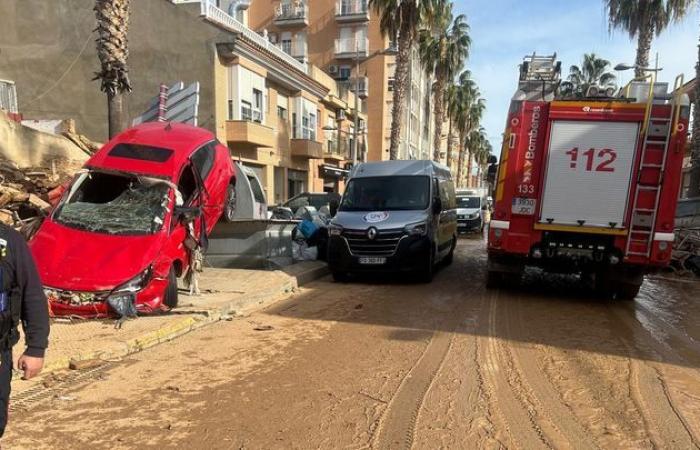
[367,227,378,240]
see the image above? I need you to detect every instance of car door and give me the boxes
[437,178,457,252]
[190,142,220,225]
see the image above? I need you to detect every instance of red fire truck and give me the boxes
[487,54,690,299]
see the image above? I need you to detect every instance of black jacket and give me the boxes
[0,225,49,357]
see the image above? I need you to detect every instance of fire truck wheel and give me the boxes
[615,282,641,300]
[163,267,179,309]
[486,270,501,288]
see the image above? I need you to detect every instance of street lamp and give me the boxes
[614,63,663,73]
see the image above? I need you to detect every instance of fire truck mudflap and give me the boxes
[487,54,690,299]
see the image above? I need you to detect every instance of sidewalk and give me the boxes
[10,261,328,399]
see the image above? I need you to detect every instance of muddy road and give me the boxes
[5,237,700,449]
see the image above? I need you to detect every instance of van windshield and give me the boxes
[457,196,480,209]
[340,176,430,212]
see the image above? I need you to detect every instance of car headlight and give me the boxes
[328,223,344,236]
[405,221,428,236]
[112,267,152,294]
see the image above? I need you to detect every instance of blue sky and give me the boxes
[453,0,699,151]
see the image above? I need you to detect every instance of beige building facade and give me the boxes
[247,0,436,162]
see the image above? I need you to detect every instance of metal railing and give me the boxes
[275,1,308,21]
[336,0,368,16]
[334,37,369,55]
[339,77,369,97]
[197,1,307,73]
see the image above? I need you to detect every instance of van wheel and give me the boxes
[332,271,349,283]
[163,267,179,309]
[420,249,435,283]
[443,237,456,265]
[223,184,237,222]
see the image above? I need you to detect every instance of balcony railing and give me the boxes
[335,0,369,22]
[334,37,369,58]
[194,1,307,73]
[274,1,308,26]
[340,77,369,99]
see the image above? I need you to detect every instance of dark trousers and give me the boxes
[0,350,11,437]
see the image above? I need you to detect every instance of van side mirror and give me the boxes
[175,206,202,224]
[432,198,443,215]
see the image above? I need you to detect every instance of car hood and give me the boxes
[332,210,428,230]
[456,208,480,215]
[30,220,166,291]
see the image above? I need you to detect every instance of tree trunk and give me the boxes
[456,131,465,187]
[635,22,654,78]
[466,150,473,187]
[688,23,700,198]
[388,21,413,160]
[446,118,454,168]
[432,73,446,162]
[107,91,124,139]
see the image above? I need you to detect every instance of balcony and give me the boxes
[278,40,308,63]
[324,139,349,162]
[334,37,369,59]
[291,139,323,159]
[335,0,369,22]
[274,1,308,27]
[226,120,275,148]
[340,76,369,99]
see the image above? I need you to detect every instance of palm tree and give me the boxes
[445,82,459,168]
[466,126,488,187]
[453,71,482,186]
[606,0,694,78]
[370,0,435,160]
[688,28,700,197]
[419,6,471,161]
[94,0,132,138]
[560,53,617,98]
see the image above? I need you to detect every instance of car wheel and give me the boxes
[163,267,179,309]
[223,184,237,222]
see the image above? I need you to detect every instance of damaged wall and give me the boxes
[0,0,230,142]
[0,111,89,168]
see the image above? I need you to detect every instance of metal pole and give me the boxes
[353,38,360,166]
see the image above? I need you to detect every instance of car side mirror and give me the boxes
[175,206,202,224]
[432,198,443,215]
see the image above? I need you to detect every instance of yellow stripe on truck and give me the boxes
[534,223,628,236]
[496,130,511,202]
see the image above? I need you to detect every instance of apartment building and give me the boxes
[0,0,364,203]
[247,0,436,161]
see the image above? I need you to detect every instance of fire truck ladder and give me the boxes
[625,75,684,258]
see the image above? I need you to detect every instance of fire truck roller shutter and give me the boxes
[540,120,640,228]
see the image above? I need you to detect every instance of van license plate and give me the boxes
[359,257,386,265]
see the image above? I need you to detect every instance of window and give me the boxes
[108,143,174,163]
[292,112,298,138]
[253,89,263,123]
[388,78,395,91]
[281,39,292,55]
[277,106,288,121]
[191,143,216,182]
[241,100,253,121]
[228,100,234,120]
[339,65,352,80]
[248,175,266,203]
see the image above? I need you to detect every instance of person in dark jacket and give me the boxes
[0,225,50,438]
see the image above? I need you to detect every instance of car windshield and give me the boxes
[340,176,430,211]
[54,171,171,235]
[457,196,480,209]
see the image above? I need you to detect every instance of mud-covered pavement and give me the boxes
[5,237,700,449]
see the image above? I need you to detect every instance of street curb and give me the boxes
[38,263,328,376]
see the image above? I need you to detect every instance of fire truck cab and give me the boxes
[487,54,690,299]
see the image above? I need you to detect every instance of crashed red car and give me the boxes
[30,123,236,317]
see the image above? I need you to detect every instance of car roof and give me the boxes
[350,160,452,180]
[86,122,216,179]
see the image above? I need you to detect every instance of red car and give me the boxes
[30,123,236,317]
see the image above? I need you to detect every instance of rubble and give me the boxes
[671,227,700,277]
[0,157,81,239]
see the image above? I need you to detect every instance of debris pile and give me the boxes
[0,158,81,239]
[671,227,700,277]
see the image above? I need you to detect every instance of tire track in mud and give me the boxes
[505,295,600,450]
[371,329,455,450]
[474,290,551,450]
[607,305,700,449]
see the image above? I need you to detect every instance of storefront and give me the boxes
[287,169,308,198]
[320,164,349,193]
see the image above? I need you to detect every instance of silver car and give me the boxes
[327,160,457,282]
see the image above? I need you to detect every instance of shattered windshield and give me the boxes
[54,171,171,235]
